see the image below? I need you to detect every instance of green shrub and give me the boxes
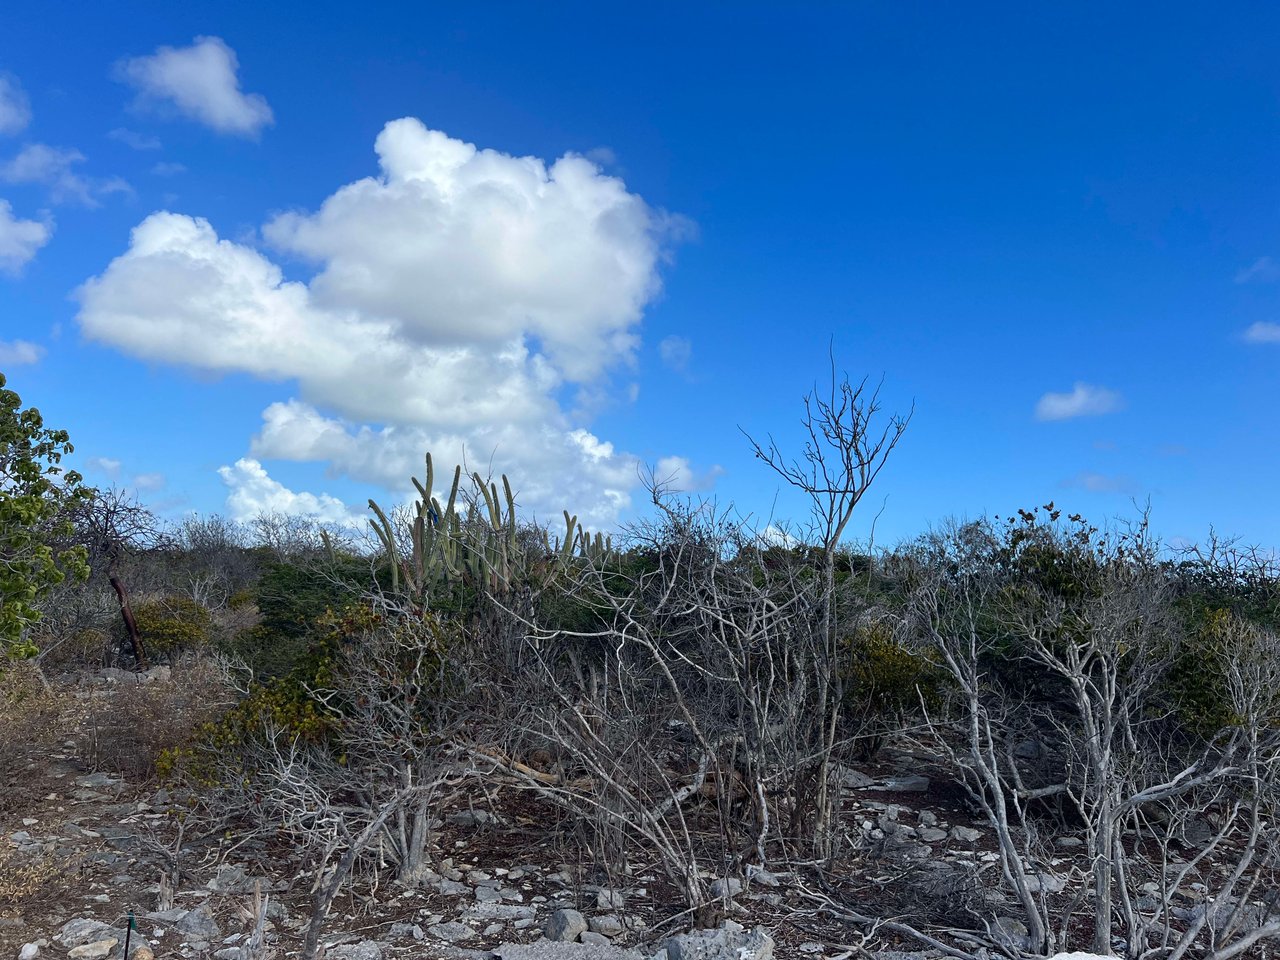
[842,621,946,758]
[133,596,212,658]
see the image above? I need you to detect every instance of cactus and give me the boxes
[369,452,614,607]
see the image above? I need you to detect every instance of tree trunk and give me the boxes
[109,573,147,669]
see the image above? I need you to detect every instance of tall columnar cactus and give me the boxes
[369,452,614,608]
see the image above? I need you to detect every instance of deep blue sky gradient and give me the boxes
[2,3,1278,547]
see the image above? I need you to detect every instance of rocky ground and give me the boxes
[2,670,1217,960]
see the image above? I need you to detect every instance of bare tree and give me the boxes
[74,486,165,667]
[904,514,1280,958]
[744,365,911,856]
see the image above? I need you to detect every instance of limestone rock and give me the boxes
[175,904,221,939]
[546,909,588,943]
[493,943,642,960]
[708,877,742,899]
[428,922,475,944]
[663,923,773,960]
[328,942,383,960]
[67,940,117,960]
[56,920,117,948]
[588,916,624,937]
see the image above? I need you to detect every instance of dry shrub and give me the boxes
[80,653,236,780]
[0,845,79,916]
[0,661,70,767]
[35,626,113,671]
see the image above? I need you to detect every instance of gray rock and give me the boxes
[593,889,625,910]
[708,877,743,899]
[493,944,642,960]
[949,825,983,844]
[918,828,948,843]
[387,924,423,941]
[879,775,930,792]
[328,942,383,960]
[744,865,780,887]
[19,944,39,960]
[67,941,117,960]
[73,773,123,791]
[1025,872,1066,894]
[176,904,221,939]
[580,933,612,947]
[428,922,476,944]
[839,766,875,789]
[991,917,1030,951]
[664,924,774,960]
[588,915,624,937]
[546,909,589,942]
[145,909,189,924]
[208,864,252,893]
[56,920,118,948]
[464,903,536,922]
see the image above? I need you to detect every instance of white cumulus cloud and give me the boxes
[116,36,274,138]
[0,75,31,135]
[1243,321,1280,344]
[652,455,723,493]
[219,458,364,526]
[1034,382,1123,421]
[0,200,51,274]
[0,338,45,364]
[77,120,701,525]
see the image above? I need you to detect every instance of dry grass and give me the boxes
[0,845,81,917]
[0,661,71,767]
[79,653,236,780]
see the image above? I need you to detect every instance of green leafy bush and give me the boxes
[842,621,946,758]
[133,596,212,657]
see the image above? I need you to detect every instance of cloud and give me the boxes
[218,458,365,526]
[0,338,45,364]
[1035,382,1123,421]
[133,472,166,491]
[108,128,162,151]
[652,455,723,493]
[0,200,52,274]
[1235,256,1280,284]
[77,120,699,524]
[1064,471,1136,494]
[658,334,692,375]
[1,144,131,206]
[86,456,122,478]
[116,36,274,138]
[150,161,186,176]
[1243,321,1280,344]
[0,75,31,135]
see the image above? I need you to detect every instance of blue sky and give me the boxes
[1,3,1278,548]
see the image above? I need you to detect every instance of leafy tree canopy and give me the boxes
[0,372,90,657]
